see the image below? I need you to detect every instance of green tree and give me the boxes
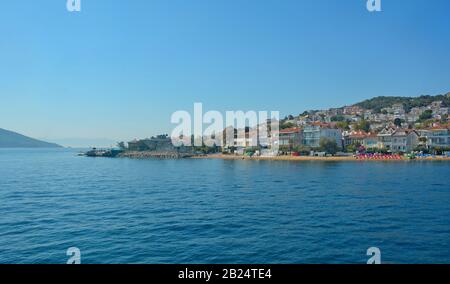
[419,110,433,121]
[331,115,345,122]
[354,119,371,132]
[346,144,357,153]
[354,94,450,113]
[319,138,339,155]
[336,121,350,130]
[346,142,362,153]
[280,122,296,130]
[414,145,430,154]
[300,111,309,117]
[394,118,403,127]
[293,145,312,155]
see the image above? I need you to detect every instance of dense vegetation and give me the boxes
[354,93,450,113]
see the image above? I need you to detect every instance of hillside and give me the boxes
[354,92,450,113]
[0,128,62,148]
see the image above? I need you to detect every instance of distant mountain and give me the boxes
[354,92,450,113]
[0,128,62,148]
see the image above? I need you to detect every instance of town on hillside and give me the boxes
[111,93,450,159]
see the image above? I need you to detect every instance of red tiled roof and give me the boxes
[347,130,368,138]
[365,133,378,138]
[426,122,450,131]
[279,127,302,134]
[310,122,337,128]
[346,130,379,139]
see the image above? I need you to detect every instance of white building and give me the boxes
[303,124,342,148]
[417,126,450,149]
[378,128,420,153]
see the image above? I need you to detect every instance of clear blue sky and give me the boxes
[1,0,449,146]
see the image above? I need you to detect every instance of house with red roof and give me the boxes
[279,127,303,150]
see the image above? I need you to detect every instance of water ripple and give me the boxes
[0,148,449,264]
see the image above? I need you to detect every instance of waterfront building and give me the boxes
[417,124,450,149]
[362,133,382,149]
[279,128,303,151]
[377,128,396,151]
[343,131,382,150]
[303,123,342,148]
[377,128,419,153]
[343,130,367,147]
[390,129,420,153]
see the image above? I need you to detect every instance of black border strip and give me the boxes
[0,264,448,282]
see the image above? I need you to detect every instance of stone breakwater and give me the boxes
[118,151,193,159]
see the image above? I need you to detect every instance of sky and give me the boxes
[1,0,450,147]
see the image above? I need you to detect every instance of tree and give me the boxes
[319,138,339,155]
[354,119,371,132]
[336,121,350,130]
[346,144,357,153]
[293,145,312,156]
[419,110,433,121]
[331,115,345,122]
[346,142,362,153]
[414,145,430,154]
[354,94,450,113]
[300,111,309,117]
[394,118,403,127]
[432,146,443,155]
[281,122,296,130]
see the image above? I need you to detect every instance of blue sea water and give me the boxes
[0,148,449,264]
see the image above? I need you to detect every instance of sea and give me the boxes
[0,148,449,264]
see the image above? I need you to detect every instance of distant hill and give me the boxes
[354,92,450,113]
[0,128,62,148]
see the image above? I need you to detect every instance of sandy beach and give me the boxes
[192,154,450,162]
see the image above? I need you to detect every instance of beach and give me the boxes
[192,154,450,162]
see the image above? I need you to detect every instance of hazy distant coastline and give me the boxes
[0,128,62,148]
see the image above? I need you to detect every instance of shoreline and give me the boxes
[84,150,450,162]
[190,154,450,162]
